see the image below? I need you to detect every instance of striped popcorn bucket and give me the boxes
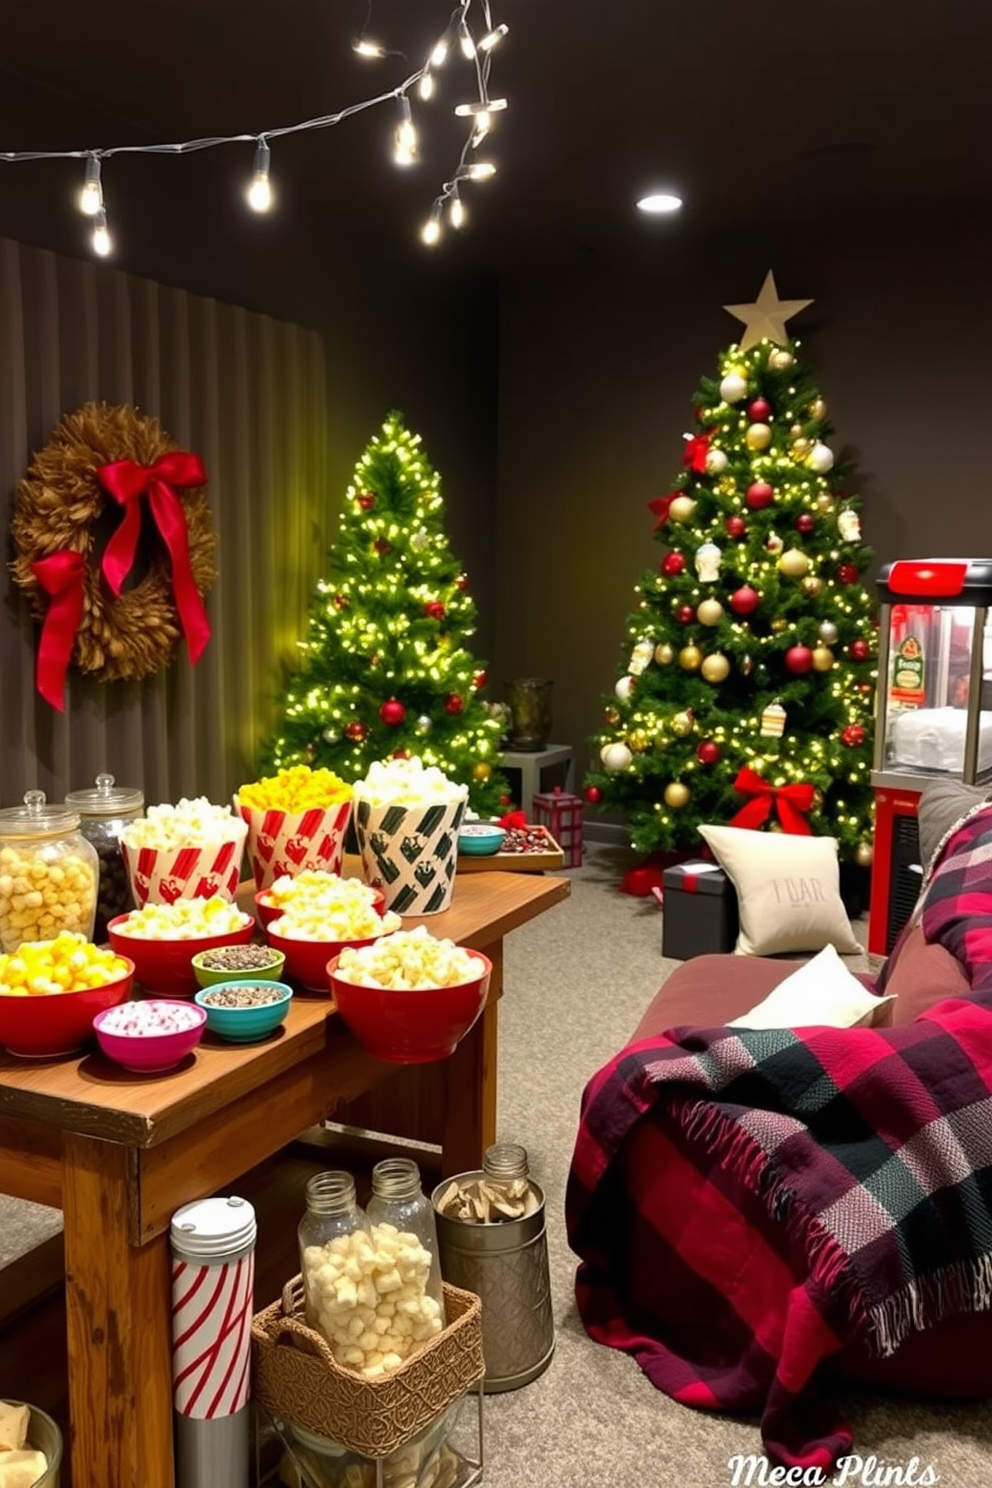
[171,1195,257,1488]
[233,795,353,892]
[121,818,248,906]
[353,797,467,915]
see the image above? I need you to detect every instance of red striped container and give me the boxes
[121,819,248,907]
[234,795,353,891]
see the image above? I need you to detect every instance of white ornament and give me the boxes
[629,639,655,674]
[719,372,748,404]
[694,542,723,582]
[615,675,636,702]
[760,701,787,738]
[600,742,633,772]
[837,508,862,542]
[410,527,430,551]
[415,714,433,735]
[806,442,835,474]
[705,448,728,474]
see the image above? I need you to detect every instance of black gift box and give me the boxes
[661,861,739,959]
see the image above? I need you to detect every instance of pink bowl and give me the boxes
[255,884,386,931]
[0,959,135,1059]
[327,950,492,1063]
[107,915,256,999]
[93,1001,207,1073]
[265,924,388,993]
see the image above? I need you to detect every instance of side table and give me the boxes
[499,744,574,814]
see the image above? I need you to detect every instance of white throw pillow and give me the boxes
[728,944,894,1030]
[697,823,862,957]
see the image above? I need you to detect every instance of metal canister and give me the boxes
[431,1148,554,1393]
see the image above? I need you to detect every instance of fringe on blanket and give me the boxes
[871,1254,992,1356]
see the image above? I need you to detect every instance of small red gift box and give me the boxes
[532,787,583,868]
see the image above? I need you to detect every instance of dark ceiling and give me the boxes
[0,0,990,278]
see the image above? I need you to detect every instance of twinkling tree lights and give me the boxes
[585,275,877,861]
[265,412,506,813]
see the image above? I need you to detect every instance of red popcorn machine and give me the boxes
[869,557,992,954]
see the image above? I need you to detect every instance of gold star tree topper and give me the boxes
[723,271,813,352]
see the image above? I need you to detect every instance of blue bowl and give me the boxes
[194,980,293,1042]
[458,823,507,857]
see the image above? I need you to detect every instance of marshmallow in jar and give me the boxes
[352,757,468,916]
[0,790,99,954]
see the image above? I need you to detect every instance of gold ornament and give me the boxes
[770,618,788,633]
[819,620,839,644]
[701,652,731,683]
[855,841,874,868]
[746,423,772,451]
[811,789,824,810]
[664,781,690,809]
[740,654,754,676]
[810,397,827,420]
[655,642,674,665]
[723,271,813,353]
[669,495,697,523]
[679,644,702,670]
[760,701,787,737]
[777,547,810,578]
[671,710,694,737]
[815,493,836,514]
[604,706,620,725]
[697,598,724,626]
[628,729,650,753]
[790,423,804,439]
[716,476,737,496]
[473,762,492,781]
[791,436,813,459]
[812,645,835,672]
[801,575,825,597]
[768,348,795,371]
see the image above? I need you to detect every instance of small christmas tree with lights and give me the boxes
[584,273,877,864]
[264,412,506,813]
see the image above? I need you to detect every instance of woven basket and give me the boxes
[252,1276,484,1459]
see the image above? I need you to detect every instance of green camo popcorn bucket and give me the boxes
[354,796,467,915]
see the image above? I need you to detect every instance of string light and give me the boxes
[0,1,507,255]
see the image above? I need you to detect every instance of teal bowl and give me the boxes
[194,980,293,1042]
[458,824,506,856]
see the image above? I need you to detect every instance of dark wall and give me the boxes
[494,214,992,783]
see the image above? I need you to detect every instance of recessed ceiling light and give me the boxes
[636,192,683,215]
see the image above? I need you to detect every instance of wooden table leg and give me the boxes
[62,1134,175,1488]
[439,941,502,1176]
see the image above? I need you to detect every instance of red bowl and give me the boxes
[106,915,256,998]
[255,884,386,931]
[327,950,492,1063]
[0,959,135,1059]
[265,925,387,993]
[93,1000,207,1073]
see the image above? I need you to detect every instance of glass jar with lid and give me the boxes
[297,1170,371,1342]
[366,1157,446,1330]
[0,790,100,954]
[64,774,144,942]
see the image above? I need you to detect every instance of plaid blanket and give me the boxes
[567,982,992,1466]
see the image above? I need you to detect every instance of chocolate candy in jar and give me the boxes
[65,774,144,941]
[0,790,100,953]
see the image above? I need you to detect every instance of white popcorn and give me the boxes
[334,923,485,990]
[122,797,238,851]
[111,897,251,940]
[353,756,469,808]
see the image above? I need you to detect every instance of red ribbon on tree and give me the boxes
[98,452,211,664]
[728,766,815,835]
[647,494,676,529]
[682,433,711,473]
[30,550,87,711]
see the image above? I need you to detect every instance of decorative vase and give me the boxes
[505,679,554,752]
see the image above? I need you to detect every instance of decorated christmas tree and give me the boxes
[584,273,876,865]
[264,412,506,813]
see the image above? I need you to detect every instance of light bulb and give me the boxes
[449,195,467,229]
[394,96,418,164]
[418,69,435,101]
[352,35,386,58]
[465,161,496,181]
[246,140,272,212]
[91,208,112,257]
[430,36,449,67]
[458,20,476,58]
[478,22,509,52]
[421,203,443,246]
[79,155,103,216]
[455,98,507,116]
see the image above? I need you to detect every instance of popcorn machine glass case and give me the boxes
[874,558,992,785]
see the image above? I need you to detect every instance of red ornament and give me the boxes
[379,699,406,727]
[424,600,446,620]
[841,723,867,747]
[837,562,859,584]
[795,513,816,534]
[584,785,602,804]
[697,740,721,766]
[729,585,760,616]
[725,515,747,539]
[748,398,772,422]
[357,493,375,510]
[374,539,391,556]
[344,720,368,742]
[746,481,775,510]
[661,551,686,577]
[499,794,512,806]
[444,694,464,715]
[675,604,696,624]
[784,645,814,675]
[849,639,870,662]
[332,594,348,610]
[456,573,469,590]
[473,670,487,689]
[392,749,413,760]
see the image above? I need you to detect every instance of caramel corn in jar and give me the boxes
[0,790,99,953]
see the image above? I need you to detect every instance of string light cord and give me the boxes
[0,0,505,252]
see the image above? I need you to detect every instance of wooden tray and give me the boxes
[456,826,564,873]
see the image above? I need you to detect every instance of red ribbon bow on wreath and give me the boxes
[98,452,211,664]
[30,550,87,712]
[728,766,815,836]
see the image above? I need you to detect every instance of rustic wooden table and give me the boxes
[0,868,570,1488]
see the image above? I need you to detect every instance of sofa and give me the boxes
[566,784,992,1472]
